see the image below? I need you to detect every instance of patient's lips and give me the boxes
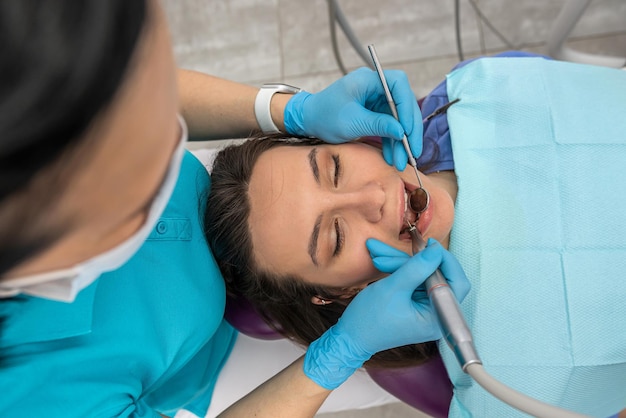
[416,193,433,236]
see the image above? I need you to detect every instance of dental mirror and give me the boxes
[409,187,430,214]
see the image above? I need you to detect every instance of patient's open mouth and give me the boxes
[399,178,434,240]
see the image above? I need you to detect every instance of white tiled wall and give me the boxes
[163,0,625,96]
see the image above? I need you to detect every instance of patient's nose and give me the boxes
[335,182,385,222]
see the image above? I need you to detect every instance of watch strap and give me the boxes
[254,83,301,134]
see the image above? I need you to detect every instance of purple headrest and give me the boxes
[224,294,284,340]
[366,354,452,418]
[224,294,452,416]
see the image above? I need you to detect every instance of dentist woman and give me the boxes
[0,1,468,417]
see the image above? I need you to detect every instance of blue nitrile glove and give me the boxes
[284,67,423,171]
[366,238,471,302]
[303,239,470,389]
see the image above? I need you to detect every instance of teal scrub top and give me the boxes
[0,151,237,417]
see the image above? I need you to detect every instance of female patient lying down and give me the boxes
[204,51,528,371]
[205,136,454,369]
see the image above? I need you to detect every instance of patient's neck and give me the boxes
[426,170,457,250]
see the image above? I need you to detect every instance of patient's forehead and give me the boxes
[249,147,293,210]
[247,146,316,275]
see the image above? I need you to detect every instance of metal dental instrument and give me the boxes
[367,44,429,216]
[424,97,460,121]
[407,221,482,372]
[369,42,481,371]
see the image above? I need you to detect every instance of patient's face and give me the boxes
[247,143,455,290]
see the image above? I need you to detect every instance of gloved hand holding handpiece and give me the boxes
[303,239,470,389]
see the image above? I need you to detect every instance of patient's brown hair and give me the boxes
[205,136,437,369]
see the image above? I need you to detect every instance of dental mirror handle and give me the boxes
[367,44,420,176]
[410,229,481,371]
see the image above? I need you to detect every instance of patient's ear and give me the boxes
[311,296,333,306]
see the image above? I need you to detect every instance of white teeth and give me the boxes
[404,190,408,213]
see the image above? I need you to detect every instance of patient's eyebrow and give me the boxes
[308,148,320,185]
[307,148,321,265]
[308,214,322,266]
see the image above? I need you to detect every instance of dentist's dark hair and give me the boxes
[0,0,149,276]
[205,137,438,369]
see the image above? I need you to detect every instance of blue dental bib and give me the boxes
[443,57,626,417]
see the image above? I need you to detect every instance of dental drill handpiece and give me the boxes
[368,43,479,369]
[408,225,482,372]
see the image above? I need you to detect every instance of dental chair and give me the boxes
[224,295,453,418]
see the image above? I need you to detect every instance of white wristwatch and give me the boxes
[254,83,301,134]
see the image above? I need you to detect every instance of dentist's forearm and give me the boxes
[217,356,331,418]
[177,69,260,140]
